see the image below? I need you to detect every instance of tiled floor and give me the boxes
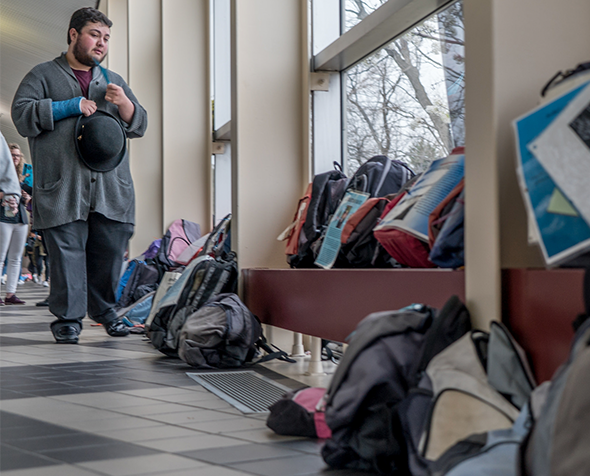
[0,282,371,476]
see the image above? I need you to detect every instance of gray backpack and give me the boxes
[178,293,293,369]
[430,401,533,476]
[400,321,536,476]
[321,295,472,474]
[520,317,590,476]
[146,254,238,356]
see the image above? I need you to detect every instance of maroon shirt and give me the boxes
[72,69,93,98]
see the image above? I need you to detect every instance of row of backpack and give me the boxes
[113,217,205,322]
[280,149,466,270]
[112,214,295,369]
[266,288,590,476]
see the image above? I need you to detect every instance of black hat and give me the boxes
[74,110,126,172]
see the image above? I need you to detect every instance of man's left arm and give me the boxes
[105,73,147,139]
[105,83,134,123]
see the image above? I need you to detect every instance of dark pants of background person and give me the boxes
[27,243,50,280]
[35,246,50,281]
[42,212,134,335]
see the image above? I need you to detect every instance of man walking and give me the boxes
[12,7,148,344]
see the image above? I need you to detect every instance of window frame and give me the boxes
[311,0,459,174]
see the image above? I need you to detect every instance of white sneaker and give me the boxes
[1,275,6,285]
[42,281,49,287]
[33,274,40,284]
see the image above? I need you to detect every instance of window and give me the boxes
[344,0,464,173]
[343,0,384,32]
[311,0,464,175]
[211,0,231,224]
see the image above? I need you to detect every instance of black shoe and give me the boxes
[53,326,79,344]
[105,320,130,337]
[36,297,49,307]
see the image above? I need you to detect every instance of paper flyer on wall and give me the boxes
[512,81,590,266]
[528,83,590,225]
[373,152,465,242]
[314,189,369,269]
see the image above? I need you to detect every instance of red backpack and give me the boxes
[339,197,392,267]
[279,182,313,256]
[373,192,436,268]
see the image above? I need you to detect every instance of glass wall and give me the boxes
[210,0,231,224]
[344,1,464,173]
[343,0,384,32]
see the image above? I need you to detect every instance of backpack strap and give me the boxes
[373,156,392,197]
[251,336,296,365]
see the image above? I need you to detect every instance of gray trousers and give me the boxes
[43,212,134,333]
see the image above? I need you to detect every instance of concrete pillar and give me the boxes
[464,0,590,328]
[127,0,163,257]
[230,0,307,269]
[162,0,212,233]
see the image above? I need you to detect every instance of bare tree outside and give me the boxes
[344,0,465,174]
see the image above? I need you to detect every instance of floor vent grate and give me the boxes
[187,370,292,413]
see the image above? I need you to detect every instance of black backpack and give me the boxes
[116,259,164,309]
[178,293,294,369]
[288,164,348,268]
[347,155,415,198]
[321,296,471,475]
[198,213,232,260]
[146,253,238,356]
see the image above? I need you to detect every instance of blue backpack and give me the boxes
[429,179,465,268]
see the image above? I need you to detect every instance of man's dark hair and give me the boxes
[67,7,112,44]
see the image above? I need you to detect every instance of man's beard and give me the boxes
[73,40,104,67]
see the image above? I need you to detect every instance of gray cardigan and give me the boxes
[11,53,148,230]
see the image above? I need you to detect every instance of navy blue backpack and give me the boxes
[429,180,465,268]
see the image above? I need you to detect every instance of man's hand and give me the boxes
[105,84,128,106]
[105,84,135,123]
[81,99,97,117]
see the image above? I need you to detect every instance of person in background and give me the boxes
[0,134,20,199]
[30,230,49,286]
[0,141,30,305]
[11,7,148,343]
[0,133,20,291]
[10,143,32,285]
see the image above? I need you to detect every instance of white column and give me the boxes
[231,0,307,269]
[127,0,163,257]
[464,0,590,328]
[306,336,326,376]
[103,0,127,81]
[292,332,306,357]
[162,0,212,233]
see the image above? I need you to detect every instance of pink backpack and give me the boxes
[156,219,201,269]
[267,387,332,439]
